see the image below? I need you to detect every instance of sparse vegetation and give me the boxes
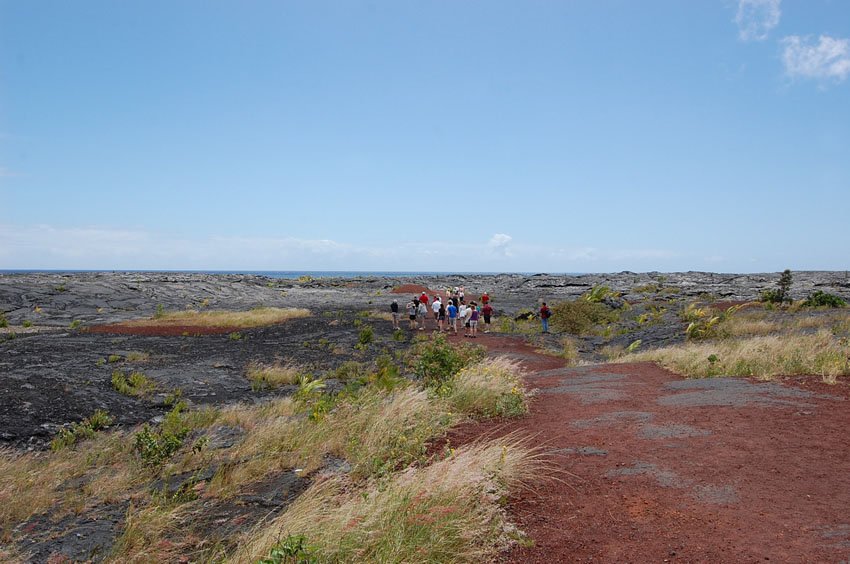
[0,313,7,328]
[117,307,310,329]
[0,318,539,562]
[69,319,82,330]
[21,320,32,328]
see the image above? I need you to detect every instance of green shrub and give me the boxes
[260,534,318,564]
[108,354,123,363]
[802,291,846,308]
[412,334,484,390]
[228,332,243,341]
[50,410,113,451]
[0,313,7,328]
[357,325,374,349]
[69,319,82,330]
[112,370,157,397]
[22,320,32,328]
[133,403,189,466]
[549,300,619,335]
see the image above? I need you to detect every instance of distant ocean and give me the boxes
[0,270,559,279]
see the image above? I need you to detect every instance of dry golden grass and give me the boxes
[232,436,543,563]
[366,310,394,322]
[447,357,528,418]
[207,388,454,497]
[0,433,136,541]
[626,330,850,380]
[4,350,536,561]
[245,361,303,390]
[122,307,310,329]
[125,350,150,362]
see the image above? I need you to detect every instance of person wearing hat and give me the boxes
[390,299,400,330]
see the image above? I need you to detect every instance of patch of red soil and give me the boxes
[391,283,436,295]
[86,323,242,336]
[446,333,850,562]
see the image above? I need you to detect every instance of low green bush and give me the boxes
[356,325,374,349]
[133,403,190,466]
[112,370,157,397]
[260,534,318,564]
[550,299,619,335]
[411,334,484,390]
[50,410,113,451]
[802,291,846,308]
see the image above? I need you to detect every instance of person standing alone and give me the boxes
[540,302,552,334]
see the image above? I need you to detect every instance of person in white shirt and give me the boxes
[417,301,428,330]
[431,297,441,325]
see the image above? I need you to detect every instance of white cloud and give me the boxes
[781,35,850,82]
[488,233,513,257]
[735,0,781,42]
[0,223,688,272]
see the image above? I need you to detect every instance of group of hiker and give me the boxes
[389,288,554,336]
[390,288,493,338]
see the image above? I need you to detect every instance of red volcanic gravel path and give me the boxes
[446,333,850,562]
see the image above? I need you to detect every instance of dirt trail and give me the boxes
[451,334,850,562]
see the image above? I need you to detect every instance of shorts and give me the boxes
[469,320,478,328]
[465,321,470,328]
[409,314,416,320]
[392,312,400,321]
[483,315,491,323]
[438,313,445,321]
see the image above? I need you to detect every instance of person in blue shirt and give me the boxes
[447,302,458,335]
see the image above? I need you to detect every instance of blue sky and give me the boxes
[1,0,848,272]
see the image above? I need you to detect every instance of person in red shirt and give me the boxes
[539,302,552,334]
[481,291,490,305]
[481,302,493,333]
[419,292,429,306]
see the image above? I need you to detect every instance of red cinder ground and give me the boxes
[448,334,850,563]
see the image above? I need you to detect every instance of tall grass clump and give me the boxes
[235,437,543,564]
[625,330,850,380]
[446,358,528,418]
[246,361,303,390]
[112,370,157,397]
